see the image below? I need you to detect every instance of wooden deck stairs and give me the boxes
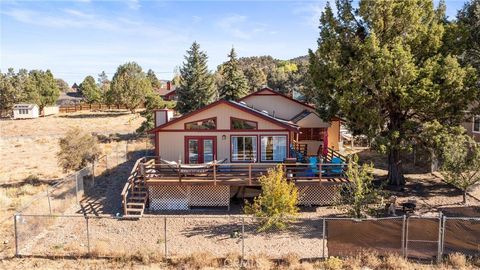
[121,157,151,219]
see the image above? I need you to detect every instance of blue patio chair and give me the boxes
[328,157,345,175]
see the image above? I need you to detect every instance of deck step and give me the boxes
[129,196,146,201]
[131,191,147,196]
[122,215,141,219]
[126,207,143,213]
[127,202,145,208]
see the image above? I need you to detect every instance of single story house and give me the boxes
[13,104,39,119]
[121,88,347,216]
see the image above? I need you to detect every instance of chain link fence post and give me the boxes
[86,216,91,256]
[46,186,52,214]
[402,215,406,258]
[437,212,443,264]
[14,213,19,257]
[241,217,245,268]
[322,218,326,258]
[92,159,95,187]
[164,217,168,260]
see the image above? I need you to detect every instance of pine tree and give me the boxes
[218,48,249,100]
[25,70,60,112]
[309,0,478,185]
[110,62,152,113]
[80,75,101,104]
[176,42,216,114]
[146,69,161,89]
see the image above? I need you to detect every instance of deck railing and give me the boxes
[140,159,348,185]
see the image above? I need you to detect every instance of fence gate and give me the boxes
[405,215,443,261]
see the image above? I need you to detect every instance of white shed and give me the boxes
[42,106,59,116]
[13,104,40,119]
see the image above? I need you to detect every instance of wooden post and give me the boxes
[213,161,217,186]
[318,163,322,182]
[248,164,252,185]
[178,163,182,182]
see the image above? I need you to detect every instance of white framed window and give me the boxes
[474,115,480,133]
[231,136,257,162]
[260,135,287,162]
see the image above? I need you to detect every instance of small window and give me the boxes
[299,128,326,141]
[231,117,258,130]
[185,118,216,130]
[474,115,480,133]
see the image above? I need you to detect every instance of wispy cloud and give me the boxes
[293,0,329,29]
[127,0,141,10]
[217,14,250,39]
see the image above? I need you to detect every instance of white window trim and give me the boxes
[473,115,480,134]
[260,135,288,162]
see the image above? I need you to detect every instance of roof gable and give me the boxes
[148,99,298,133]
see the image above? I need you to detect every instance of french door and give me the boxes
[185,136,216,164]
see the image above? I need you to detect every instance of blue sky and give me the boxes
[0,0,467,85]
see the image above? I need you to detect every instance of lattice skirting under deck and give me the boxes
[148,185,230,211]
[297,185,344,206]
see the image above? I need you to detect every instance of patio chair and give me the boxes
[325,157,345,176]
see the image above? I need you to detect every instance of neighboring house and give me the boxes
[462,114,480,142]
[71,83,80,93]
[121,88,346,216]
[13,104,39,119]
[155,81,177,101]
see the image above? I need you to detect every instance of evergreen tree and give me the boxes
[146,69,162,89]
[176,42,216,114]
[218,48,249,100]
[243,65,267,92]
[309,0,477,185]
[25,70,60,112]
[97,71,111,103]
[80,75,101,103]
[110,62,152,113]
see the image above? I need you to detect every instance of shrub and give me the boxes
[57,127,101,172]
[244,165,299,231]
[447,252,468,269]
[323,256,343,270]
[340,155,384,218]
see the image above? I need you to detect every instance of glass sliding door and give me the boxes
[260,135,287,162]
[231,136,257,162]
[185,136,216,164]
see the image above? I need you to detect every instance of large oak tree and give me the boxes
[309,0,477,185]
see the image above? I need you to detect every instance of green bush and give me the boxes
[244,165,299,231]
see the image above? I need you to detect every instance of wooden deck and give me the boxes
[142,160,349,186]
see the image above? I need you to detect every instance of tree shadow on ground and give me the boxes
[79,150,152,215]
[356,149,432,174]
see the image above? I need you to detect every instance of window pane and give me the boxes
[188,140,198,164]
[474,116,480,132]
[261,136,287,162]
[231,118,257,130]
[231,136,256,161]
[204,139,214,163]
[185,118,216,130]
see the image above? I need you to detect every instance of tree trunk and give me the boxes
[430,152,439,173]
[463,191,467,204]
[387,148,405,186]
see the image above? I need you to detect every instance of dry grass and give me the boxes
[1,252,479,269]
[447,253,469,269]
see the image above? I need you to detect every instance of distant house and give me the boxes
[155,81,177,101]
[13,104,39,119]
[71,83,80,93]
[463,114,480,142]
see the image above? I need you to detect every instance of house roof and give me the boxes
[155,88,176,96]
[238,87,317,111]
[290,109,312,123]
[13,104,38,110]
[148,99,299,133]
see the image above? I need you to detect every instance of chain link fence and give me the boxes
[13,213,479,262]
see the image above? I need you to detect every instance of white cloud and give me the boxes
[217,14,251,39]
[293,0,329,28]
